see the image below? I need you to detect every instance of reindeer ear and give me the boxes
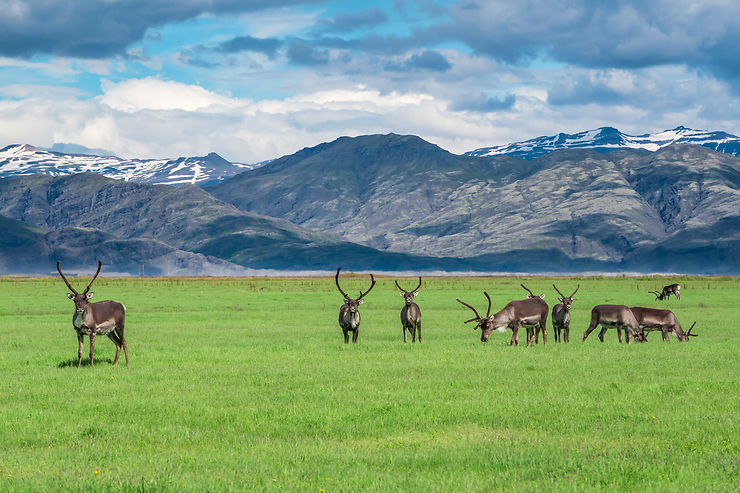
[539,294,545,299]
[67,293,74,299]
[358,299,364,305]
[412,291,418,297]
[86,292,94,300]
[399,292,405,297]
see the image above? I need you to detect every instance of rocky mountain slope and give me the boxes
[0,173,460,274]
[0,144,258,186]
[466,126,740,160]
[208,134,740,273]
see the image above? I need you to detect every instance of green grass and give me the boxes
[0,275,737,491]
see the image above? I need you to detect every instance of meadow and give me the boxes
[0,274,737,492]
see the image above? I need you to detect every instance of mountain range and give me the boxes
[1,128,739,275]
[466,126,740,160]
[0,144,258,186]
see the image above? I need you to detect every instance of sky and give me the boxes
[1,0,740,162]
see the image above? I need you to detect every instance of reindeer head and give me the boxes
[675,321,698,342]
[335,267,375,313]
[553,283,579,310]
[57,261,101,313]
[395,277,421,306]
[456,292,501,342]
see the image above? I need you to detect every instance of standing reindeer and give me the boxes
[395,277,422,343]
[335,267,376,344]
[57,261,128,367]
[630,307,697,342]
[551,283,579,343]
[456,290,548,346]
[520,284,548,344]
[582,305,645,343]
[649,283,681,301]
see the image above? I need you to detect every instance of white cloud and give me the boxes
[99,77,236,113]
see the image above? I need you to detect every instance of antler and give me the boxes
[483,291,492,318]
[570,284,580,298]
[521,283,535,298]
[648,290,662,300]
[357,274,376,301]
[394,276,422,294]
[552,283,566,300]
[686,321,698,337]
[456,298,481,323]
[83,261,102,295]
[56,261,78,295]
[335,267,349,300]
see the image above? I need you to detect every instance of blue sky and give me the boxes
[1,0,739,161]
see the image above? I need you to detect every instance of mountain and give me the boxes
[0,144,259,186]
[208,134,740,273]
[0,172,468,274]
[466,126,740,160]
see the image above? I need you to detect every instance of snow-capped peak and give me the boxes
[465,126,740,160]
[0,144,262,185]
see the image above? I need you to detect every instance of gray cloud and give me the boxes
[434,0,740,83]
[286,40,329,66]
[217,36,282,57]
[316,8,388,33]
[0,0,324,58]
[385,50,451,72]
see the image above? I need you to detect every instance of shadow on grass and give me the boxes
[57,357,115,368]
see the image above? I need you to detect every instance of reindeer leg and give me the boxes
[617,327,623,343]
[77,334,84,368]
[541,322,547,346]
[662,328,669,342]
[343,329,349,344]
[564,325,570,343]
[89,333,96,368]
[417,321,422,343]
[510,325,520,346]
[108,332,122,366]
[352,329,359,343]
[583,314,600,341]
[411,325,416,343]
[403,325,407,343]
[598,326,607,342]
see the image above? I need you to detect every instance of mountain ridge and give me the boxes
[465,126,740,160]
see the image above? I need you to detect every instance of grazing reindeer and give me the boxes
[456,291,548,346]
[335,267,376,344]
[395,277,422,343]
[551,284,579,343]
[57,261,128,368]
[582,305,645,343]
[649,283,681,301]
[630,307,697,342]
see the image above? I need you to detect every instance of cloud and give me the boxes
[99,78,235,112]
[385,50,451,72]
[0,0,326,58]
[216,36,282,57]
[316,8,388,33]
[435,0,740,84]
[286,40,329,65]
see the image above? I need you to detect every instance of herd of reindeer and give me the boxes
[55,263,698,368]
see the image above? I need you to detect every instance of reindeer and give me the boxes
[630,307,697,342]
[456,290,548,346]
[551,283,579,343]
[582,305,645,344]
[520,284,548,344]
[57,261,128,368]
[649,283,681,301]
[395,277,422,343]
[335,267,376,343]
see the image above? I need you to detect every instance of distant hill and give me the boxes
[466,126,740,160]
[0,144,260,186]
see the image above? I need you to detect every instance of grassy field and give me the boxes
[0,274,737,491]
